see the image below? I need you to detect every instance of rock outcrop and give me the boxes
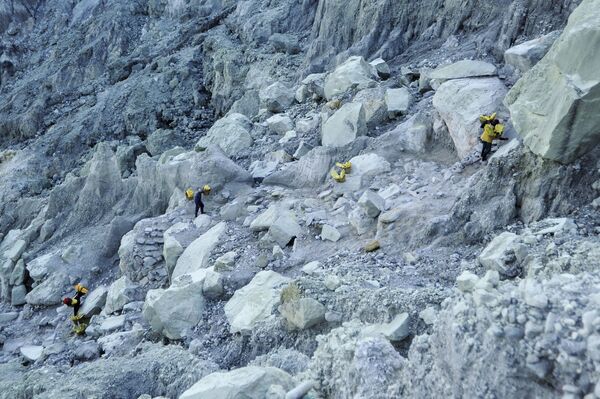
[505,0,600,164]
[433,77,508,158]
[224,271,290,334]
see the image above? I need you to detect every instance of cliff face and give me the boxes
[1,1,599,398]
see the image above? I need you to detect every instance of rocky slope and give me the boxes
[1,0,599,398]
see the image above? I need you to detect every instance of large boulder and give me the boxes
[375,113,432,156]
[430,60,497,87]
[505,0,600,164]
[349,153,391,177]
[279,297,326,329]
[433,77,508,158]
[321,102,367,147]
[504,31,560,73]
[171,222,226,280]
[324,56,377,100]
[142,269,217,339]
[195,113,253,157]
[104,276,139,315]
[478,232,528,278]
[266,114,294,135]
[259,82,294,113]
[179,366,294,399]
[79,286,108,318]
[264,146,335,188]
[353,87,387,128]
[25,273,69,306]
[385,88,412,118]
[224,271,290,334]
[267,213,302,247]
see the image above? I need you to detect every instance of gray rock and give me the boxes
[266,114,294,135]
[478,232,526,277]
[349,153,391,177]
[353,87,387,128]
[505,0,600,163]
[20,345,43,362]
[324,56,377,100]
[292,141,314,160]
[143,269,213,339]
[25,273,68,306]
[456,271,479,292]
[3,239,26,262]
[172,222,226,280]
[196,113,253,157]
[104,276,139,315]
[0,312,19,324]
[321,225,342,242]
[202,271,224,299]
[11,285,27,306]
[259,82,294,113]
[430,60,497,87]
[504,31,560,72]
[279,298,326,329]
[433,77,508,158]
[385,87,412,118]
[358,191,385,218]
[180,366,294,399]
[100,314,126,333]
[74,341,100,361]
[370,58,391,79]
[224,271,290,334]
[268,213,302,247]
[80,286,108,318]
[9,259,25,286]
[321,102,367,147]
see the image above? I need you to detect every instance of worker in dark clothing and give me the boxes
[62,283,88,318]
[185,185,211,217]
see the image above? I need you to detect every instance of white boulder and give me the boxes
[266,114,294,135]
[363,313,410,342]
[358,191,385,218]
[433,77,508,158]
[171,222,226,280]
[179,366,294,399]
[504,31,560,72]
[505,0,600,163]
[79,286,108,318]
[268,213,302,247]
[430,60,497,87]
[321,224,341,242]
[370,58,390,79]
[353,87,387,128]
[250,205,279,232]
[20,345,43,362]
[142,269,215,339]
[385,88,412,118]
[324,56,377,100]
[279,298,326,329]
[104,276,138,315]
[195,113,253,157]
[478,232,528,277]
[456,271,480,293]
[259,82,294,113]
[224,271,290,334]
[349,153,391,177]
[4,239,26,262]
[321,102,367,147]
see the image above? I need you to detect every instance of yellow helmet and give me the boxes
[203,184,211,193]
